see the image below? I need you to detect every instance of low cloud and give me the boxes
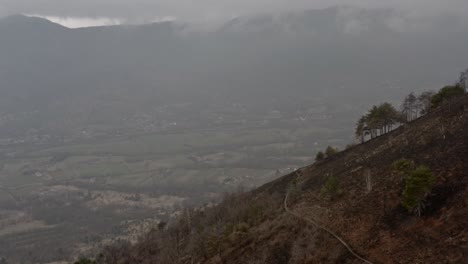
[29,15,124,28]
[2,0,468,27]
[25,15,177,28]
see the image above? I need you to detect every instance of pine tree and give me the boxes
[355,102,400,142]
[325,146,338,157]
[321,175,340,198]
[431,85,465,109]
[315,151,325,161]
[402,166,436,216]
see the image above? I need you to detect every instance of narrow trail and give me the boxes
[284,172,375,264]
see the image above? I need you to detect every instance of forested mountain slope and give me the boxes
[94,95,467,264]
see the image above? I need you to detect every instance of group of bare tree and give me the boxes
[401,91,434,122]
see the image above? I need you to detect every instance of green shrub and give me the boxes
[315,151,325,161]
[266,243,292,264]
[234,222,250,233]
[325,146,339,157]
[402,166,436,216]
[431,85,465,109]
[321,176,340,198]
[74,258,97,264]
[391,159,414,174]
[157,221,167,231]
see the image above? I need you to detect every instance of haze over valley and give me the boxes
[0,3,467,263]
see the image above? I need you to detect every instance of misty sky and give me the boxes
[0,0,467,27]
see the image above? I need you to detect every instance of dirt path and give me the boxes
[283,171,375,264]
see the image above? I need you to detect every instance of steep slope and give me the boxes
[97,95,467,264]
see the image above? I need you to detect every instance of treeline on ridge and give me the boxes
[355,69,467,143]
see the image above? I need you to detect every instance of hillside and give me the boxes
[95,95,468,264]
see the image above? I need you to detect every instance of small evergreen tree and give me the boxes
[325,146,338,157]
[431,85,465,109]
[321,175,340,198]
[355,115,369,143]
[157,221,167,231]
[391,159,414,175]
[315,151,325,161]
[402,166,436,216]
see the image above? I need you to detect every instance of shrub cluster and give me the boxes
[315,146,339,161]
[321,175,340,199]
[392,159,436,216]
[401,166,436,216]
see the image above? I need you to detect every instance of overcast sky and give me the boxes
[1,0,467,28]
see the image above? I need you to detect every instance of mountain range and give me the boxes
[0,6,467,138]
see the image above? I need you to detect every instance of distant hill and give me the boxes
[0,14,67,30]
[96,95,467,263]
[0,8,468,139]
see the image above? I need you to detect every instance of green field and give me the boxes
[0,121,351,263]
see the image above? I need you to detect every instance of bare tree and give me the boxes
[459,69,468,93]
[365,169,372,193]
[417,91,435,115]
[402,93,417,122]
